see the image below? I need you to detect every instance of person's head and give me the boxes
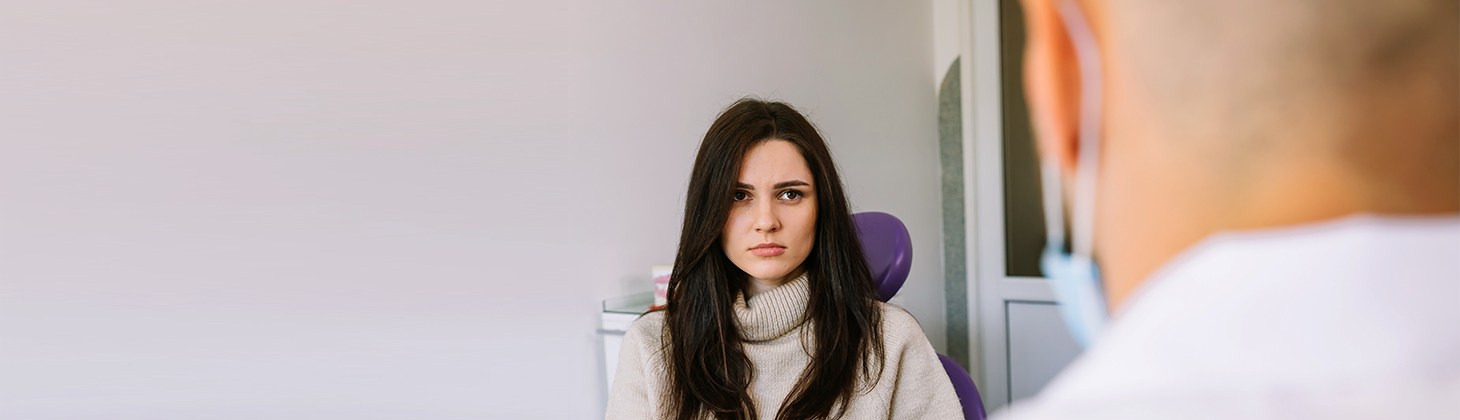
[1019,0,1459,309]
[722,138,818,291]
[661,98,885,420]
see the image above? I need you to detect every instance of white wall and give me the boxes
[0,0,940,418]
[934,0,965,78]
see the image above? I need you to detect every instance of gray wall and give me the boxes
[0,0,945,418]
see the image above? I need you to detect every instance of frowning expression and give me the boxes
[722,140,817,284]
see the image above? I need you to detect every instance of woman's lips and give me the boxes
[750,244,786,257]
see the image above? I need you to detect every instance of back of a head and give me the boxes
[1107,0,1457,210]
[1023,0,1460,308]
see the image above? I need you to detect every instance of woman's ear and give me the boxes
[1020,0,1083,175]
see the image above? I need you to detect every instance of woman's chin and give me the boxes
[743,266,797,283]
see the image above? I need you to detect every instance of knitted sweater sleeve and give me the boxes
[885,309,966,419]
[605,316,655,420]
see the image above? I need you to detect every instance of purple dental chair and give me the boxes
[852,212,987,420]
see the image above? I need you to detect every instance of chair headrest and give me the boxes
[851,212,912,302]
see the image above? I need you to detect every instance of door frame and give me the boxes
[961,0,1059,411]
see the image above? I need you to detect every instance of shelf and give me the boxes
[602,291,655,315]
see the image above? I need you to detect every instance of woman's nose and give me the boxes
[752,201,779,233]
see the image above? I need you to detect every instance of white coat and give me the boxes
[995,215,1460,420]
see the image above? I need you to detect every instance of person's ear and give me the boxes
[1020,0,1083,175]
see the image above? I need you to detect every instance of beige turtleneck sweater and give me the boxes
[605,275,965,419]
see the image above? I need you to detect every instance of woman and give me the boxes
[606,99,963,420]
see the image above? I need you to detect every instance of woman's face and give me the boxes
[722,139,818,285]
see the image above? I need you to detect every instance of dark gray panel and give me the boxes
[938,58,969,369]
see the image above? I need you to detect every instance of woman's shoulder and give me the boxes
[623,310,667,346]
[874,302,930,347]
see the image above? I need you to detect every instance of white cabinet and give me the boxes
[599,292,653,394]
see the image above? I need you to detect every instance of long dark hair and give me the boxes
[659,99,886,420]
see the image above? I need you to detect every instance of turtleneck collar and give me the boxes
[733,273,811,342]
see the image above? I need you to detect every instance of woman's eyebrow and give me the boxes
[737,180,811,190]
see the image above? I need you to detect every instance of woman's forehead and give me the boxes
[739,140,812,184]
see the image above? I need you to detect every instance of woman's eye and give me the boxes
[733,191,750,201]
[780,190,802,200]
